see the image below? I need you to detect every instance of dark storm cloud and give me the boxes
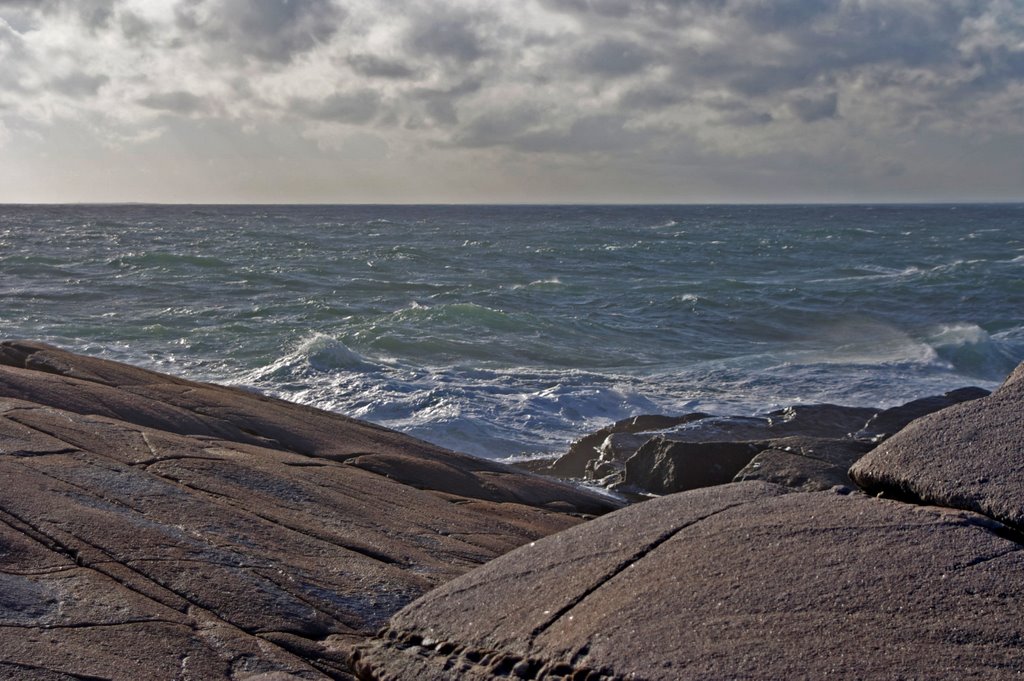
[539,0,632,18]
[407,10,486,64]
[706,98,774,126]
[0,0,120,29]
[719,109,774,127]
[347,53,419,80]
[51,72,109,98]
[618,84,687,110]
[138,91,207,115]
[174,0,345,64]
[453,106,545,148]
[119,10,153,42]
[291,90,382,125]
[789,92,838,123]
[733,0,833,32]
[409,78,483,127]
[504,115,651,155]
[573,38,656,78]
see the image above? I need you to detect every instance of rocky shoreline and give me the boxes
[1,340,1022,679]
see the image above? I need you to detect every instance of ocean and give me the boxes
[3,204,1022,459]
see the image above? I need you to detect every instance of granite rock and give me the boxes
[0,341,617,679]
[851,361,1024,532]
[855,385,990,440]
[352,483,1024,680]
[546,413,709,477]
[734,436,874,492]
[619,438,765,494]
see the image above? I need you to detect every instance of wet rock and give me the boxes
[761,403,877,438]
[0,341,617,679]
[581,432,650,481]
[618,438,765,494]
[552,404,879,495]
[851,362,1024,532]
[734,436,874,492]
[547,413,709,477]
[352,483,1024,680]
[856,386,990,440]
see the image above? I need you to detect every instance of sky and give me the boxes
[0,0,1022,204]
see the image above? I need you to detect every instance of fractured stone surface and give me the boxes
[0,341,617,679]
[352,482,1024,680]
[851,361,1024,532]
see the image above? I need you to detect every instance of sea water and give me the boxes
[2,204,1022,459]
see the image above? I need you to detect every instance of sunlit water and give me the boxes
[3,204,1022,458]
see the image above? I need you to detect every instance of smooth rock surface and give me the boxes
[851,361,1024,532]
[352,483,1024,680]
[0,341,617,679]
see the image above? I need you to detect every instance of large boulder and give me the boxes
[351,483,1024,680]
[0,341,618,679]
[547,413,709,478]
[620,438,765,494]
[851,361,1024,532]
[548,404,880,494]
[856,386,990,440]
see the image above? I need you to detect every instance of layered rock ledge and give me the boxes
[0,341,618,679]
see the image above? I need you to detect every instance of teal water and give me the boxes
[2,204,1023,458]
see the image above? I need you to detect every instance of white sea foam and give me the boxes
[6,203,1022,459]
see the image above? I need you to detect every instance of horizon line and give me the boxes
[3,200,1024,207]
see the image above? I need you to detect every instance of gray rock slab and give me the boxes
[0,342,614,678]
[352,483,1024,680]
[0,341,618,515]
[851,362,1024,532]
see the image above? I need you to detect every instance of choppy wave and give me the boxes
[3,203,1023,458]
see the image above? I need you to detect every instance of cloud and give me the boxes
[453,105,545,147]
[174,0,345,64]
[407,8,487,64]
[291,90,382,125]
[139,91,207,115]
[347,53,418,79]
[573,38,656,77]
[789,92,838,123]
[0,0,1022,201]
[0,0,120,29]
[51,71,109,98]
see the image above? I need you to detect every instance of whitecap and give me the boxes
[925,323,1020,380]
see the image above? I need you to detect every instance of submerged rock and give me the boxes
[352,482,1024,680]
[0,341,618,679]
